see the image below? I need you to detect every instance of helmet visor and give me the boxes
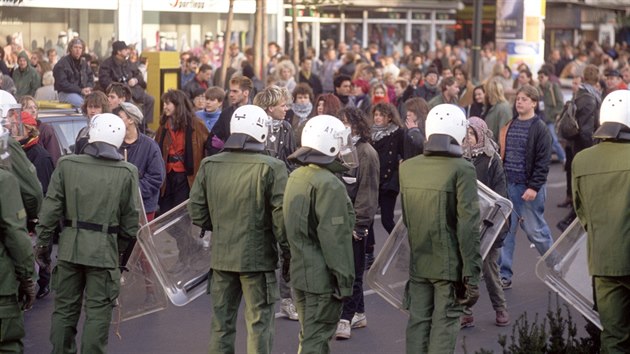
[3,108,24,139]
[0,128,11,169]
[336,126,359,169]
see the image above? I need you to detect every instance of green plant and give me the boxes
[468,293,600,354]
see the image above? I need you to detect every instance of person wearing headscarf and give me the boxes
[460,116,510,328]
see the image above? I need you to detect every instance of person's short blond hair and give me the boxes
[253,85,291,111]
[484,78,507,106]
[42,71,54,86]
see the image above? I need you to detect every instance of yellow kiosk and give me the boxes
[143,51,181,132]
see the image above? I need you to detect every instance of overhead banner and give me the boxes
[0,0,117,9]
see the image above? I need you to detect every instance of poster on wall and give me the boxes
[496,0,524,40]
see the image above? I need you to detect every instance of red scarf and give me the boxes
[21,136,40,150]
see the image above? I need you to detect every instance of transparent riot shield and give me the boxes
[114,192,169,323]
[366,181,513,310]
[136,200,211,306]
[535,219,602,329]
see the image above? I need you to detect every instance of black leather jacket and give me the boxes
[53,55,94,94]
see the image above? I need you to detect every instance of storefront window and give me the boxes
[320,9,341,19]
[368,23,405,56]
[344,10,363,19]
[370,11,407,20]
[320,22,341,52]
[345,23,363,47]
[436,24,456,46]
[0,7,114,59]
[411,24,431,53]
[285,22,312,59]
[436,11,457,21]
[412,12,431,20]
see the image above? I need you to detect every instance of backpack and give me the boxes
[555,98,580,139]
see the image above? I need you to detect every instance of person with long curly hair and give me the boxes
[155,89,209,214]
[334,106,379,340]
[366,102,404,268]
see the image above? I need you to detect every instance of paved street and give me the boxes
[23,162,588,354]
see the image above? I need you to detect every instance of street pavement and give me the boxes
[23,162,588,354]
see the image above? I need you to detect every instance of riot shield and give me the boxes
[366,181,513,310]
[535,219,602,329]
[136,200,211,306]
[114,193,169,323]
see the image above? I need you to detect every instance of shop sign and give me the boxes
[0,0,117,9]
[143,0,259,13]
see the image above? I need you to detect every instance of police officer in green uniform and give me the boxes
[1,91,43,224]
[36,113,140,354]
[0,128,36,353]
[572,89,630,353]
[400,104,481,354]
[284,114,357,354]
[188,105,290,354]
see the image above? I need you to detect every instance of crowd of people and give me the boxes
[1,32,630,354]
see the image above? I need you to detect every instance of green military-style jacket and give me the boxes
[188,151,289,272]
[400,154,482,285]
[8,136,43,220]
[0,169,35,297]
[484,101,512,144]
[572,142,630,276]
[284,164,355,297]
[36,154,140,269]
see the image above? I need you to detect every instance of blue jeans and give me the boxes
[500,183,555,281]
[58,92,84,108]
[547,123,566,163]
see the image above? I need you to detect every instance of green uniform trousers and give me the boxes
[293,289,343,354]
[50,261,120,354]
[404,278,464,354]
[208,270,278,354]
[594,275,630,354]
[0,296,24,354]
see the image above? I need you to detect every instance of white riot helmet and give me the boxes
[87,113,126,148]
[425,104,468,145]
[301,115,358,168]
[0,90,22,140]
[595,89,630,140]
[0,128,10,169]
[230,105,271,143]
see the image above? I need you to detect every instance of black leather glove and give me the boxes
[352,227,368,241]
[457,278,480,308]
[35,245,51,272]
[119,252,130,272]
[18,278,36,310]
[27,219,38,234]
[281,252,291,283]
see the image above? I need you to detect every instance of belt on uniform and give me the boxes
[64,220,120,234]
[167,154,184,163]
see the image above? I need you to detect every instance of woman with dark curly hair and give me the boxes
[155,89,209,214]
[335,106,380,339]
[403,97,429,159]
[312,93,342,117]
[366,102,405,268]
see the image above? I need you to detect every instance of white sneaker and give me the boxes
[351,312,367,328]
[335,320,351,340]
[280,298,298,321]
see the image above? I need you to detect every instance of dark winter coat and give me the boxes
[120,134,166,213]
[53,54,94,94]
